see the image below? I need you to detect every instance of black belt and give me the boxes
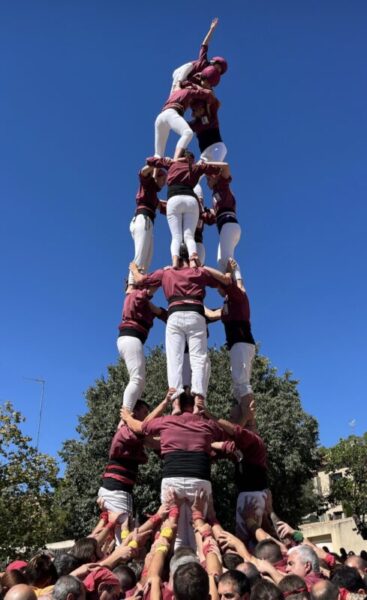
[167,184,198,200]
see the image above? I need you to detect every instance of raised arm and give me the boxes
[202,17,219,47]
[203,265,232,286]
[204,306,222,322]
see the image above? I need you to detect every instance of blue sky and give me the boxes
[1,0,366,462]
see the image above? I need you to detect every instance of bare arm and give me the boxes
[203,265,232,286]
[202,17,219,46]
[140,165,154,177]
[204,306,222,321]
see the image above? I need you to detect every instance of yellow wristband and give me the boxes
[161,527,173,540]
[128,540,138,548]
[156,545,168,554]
[121,529,130,540]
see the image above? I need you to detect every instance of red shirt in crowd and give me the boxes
[118,289,156,344]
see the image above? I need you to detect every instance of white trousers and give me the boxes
[171,62,195,93]
[167,195,199,258]
[236,489,268,545]
[166,311,208,397]
[154,108,193,158]
[128,214,154,285]
[97,487,133,546]
[230,342,255,400]
[196,242,205,265]
[200,141,228,162]
[183,350,211,397]
[117,336,145,411]
[161,477,212,549]
[217,221,242,280]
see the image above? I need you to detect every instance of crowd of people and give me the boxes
[1,18,366,600]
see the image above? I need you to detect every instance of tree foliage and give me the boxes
[0,402,59,562]
[325,433,367,525]
[56,345,320,539]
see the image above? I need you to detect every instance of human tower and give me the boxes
[97,18,267,550]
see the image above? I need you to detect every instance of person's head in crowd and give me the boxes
[126,561,144,583]
[169,547,199,585]
[178,391,195,414]
[218,570,250,600]
[361,552,367,563]
[331,565,367,594]
[255,540,283,565]
[132,400,149,422]
[222,553,244,571]
[26,554,57,589]
[340,549,348,562]
[4,585,37,600]
[53,555,81,578]
[249,579,283,600]
[322,548,329,554]
[345,556,367,582]
[278,575,310,600]
[6,563,28,575]
[236,562,261,589]
[83,568,120,600]
[72,539,102,565]
[310,580,339,600]
[348,552,356,557]
[286,546,320,579]
[112,566,136,596]
[178,242,190,268]
[173,562,209,600]
[1,571,28,597]
[52,576,85,600]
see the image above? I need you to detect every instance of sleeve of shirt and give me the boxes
[210,420,232,442]
[201,268,220,289]
[141,416,165,436]
[146,157,171,169]
[198,163,222,176]
[233,426,260,451]
[137,268,164,289]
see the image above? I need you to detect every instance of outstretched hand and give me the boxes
[191,488,208,514]
[211,17,219,29]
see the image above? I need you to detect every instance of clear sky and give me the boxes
[1,0,366,462]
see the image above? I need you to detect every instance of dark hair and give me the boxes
[126,560,145,582]
[183,150,195,161]
[331,565,367,593]
[278,575,310,600]
[237,562,261,588]
[112,565,136,593]
[219,570,250,596]
[254,540,283,564]
[173,562,209,600]
[179,242,189,262]
[54,554,81,577]
[72,538,99,565]
[179,390,194,412]
[134,400,149,414]
[0,570,28,594]
[26,553,58,588]
[250,579,283,600]
[222,553,244,570]
[310,580,339,600]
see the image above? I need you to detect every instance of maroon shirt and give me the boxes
[142,413,228,455]
[212,174,236,215]
[189,44,210,79]
[162,85,215,114]
[118,289,155,344]
[189,97,221,133]
[233,427,268,492]
[102,425,147,492]
[135,170,161,221]
[222,283,251,323]
[147,157,221,190]
[137,266,218,310]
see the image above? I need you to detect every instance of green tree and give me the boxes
[325,433,367,529]
[56,345,319,539]
[0,402,60,562]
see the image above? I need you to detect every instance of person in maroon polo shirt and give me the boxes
[146,153,227,268]
[189,95,227,163]
[117,286,167,411]
[127,165,167,286]
[130,247,230,411]
[97,400,149,544]
[170,18,227,92]
[122,390,232,549]
[207,165,243,284]
[154,81,216,160]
